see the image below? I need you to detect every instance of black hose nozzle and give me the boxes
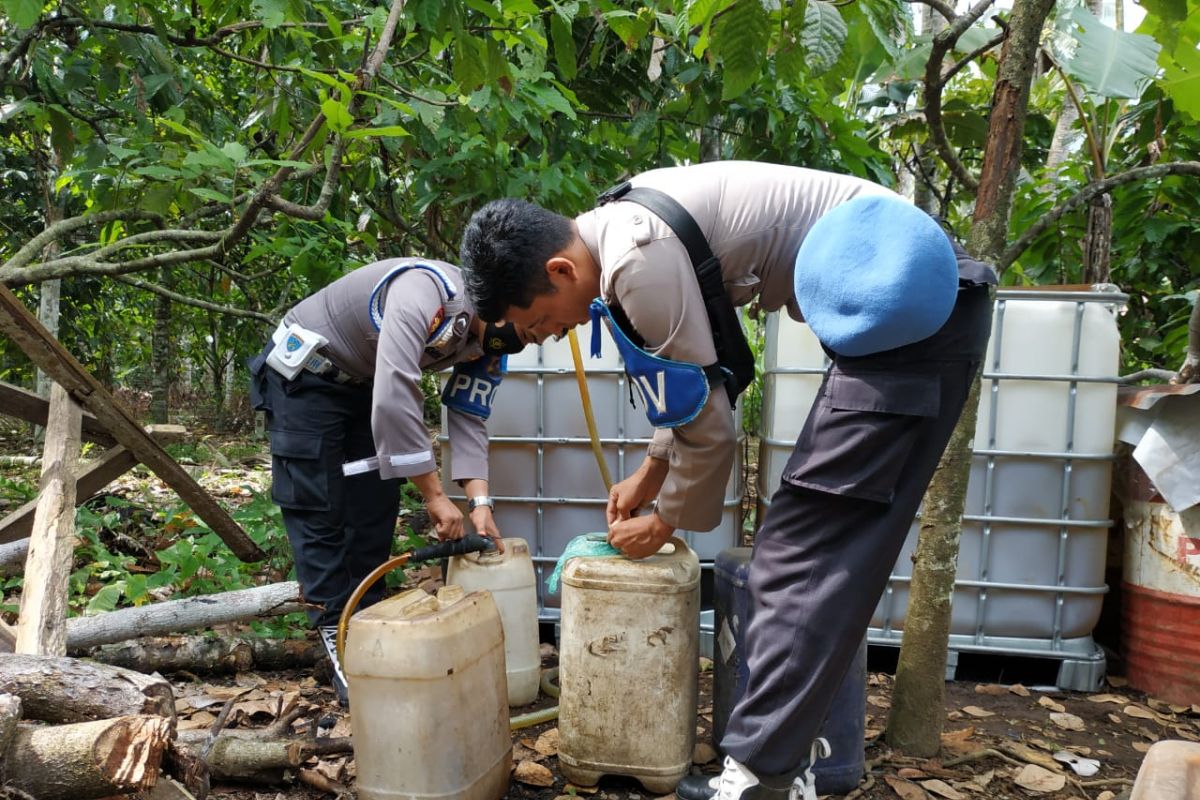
[409,533,495,563]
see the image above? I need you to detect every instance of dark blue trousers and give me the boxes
[722,283,993,776]
[250,351,402,628]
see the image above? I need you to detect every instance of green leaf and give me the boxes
[1159,37,1200,118]
[189,187,233,203]
[316,4,343,37]
[712,0,770,101]
[252,0,287,28]
[299,68,353,102]
[221,142,248,166]
[158,118,207,142]
[454,35,487,91]
[86,582,125,614]
[802,0,847,76]
[1065,7,1161,99]
[321,98,353,132]
[550,13,578,82]
[524,84,576,119]
[134,165,183,180]
[2,0,42,28]
[342,125,411,139]
[605,9,652,50]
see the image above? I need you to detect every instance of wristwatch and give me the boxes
[468,495,495,511]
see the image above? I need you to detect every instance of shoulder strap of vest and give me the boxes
[596,182,753,404]
[368,262,465,343]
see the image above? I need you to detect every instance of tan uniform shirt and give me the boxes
[286,258,489,483]
[576,161,897,532]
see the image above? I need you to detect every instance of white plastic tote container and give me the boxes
[447,537,542,706]
[344,585,511,800]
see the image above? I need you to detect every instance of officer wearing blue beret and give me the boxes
[249,257,531,705]
[460,161,996,800]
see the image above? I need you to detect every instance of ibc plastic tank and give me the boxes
[446,537,542,706]
[758,288,1126,686]
[557,538,701,794]
[344,586,511,800]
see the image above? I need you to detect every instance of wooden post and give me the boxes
[15,382,82,656]
[0,285,265,562]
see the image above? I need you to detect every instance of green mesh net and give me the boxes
[545,533,621,594]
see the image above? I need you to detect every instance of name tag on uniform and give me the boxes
[589,299,710,428]
[442,355,507,420]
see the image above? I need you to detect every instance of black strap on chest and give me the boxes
[596,181,756,405]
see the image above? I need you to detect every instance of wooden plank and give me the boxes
[0,379,115,446]
[0,285,265,562]
[0,425,189,546]
[15,383,82,656]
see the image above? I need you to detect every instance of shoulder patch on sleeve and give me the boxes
[427,306,445,337]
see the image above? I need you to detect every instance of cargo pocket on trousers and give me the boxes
[269,430,330,511]
[782,370,940,503]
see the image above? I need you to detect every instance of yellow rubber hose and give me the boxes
[510,668,561,730]
[335,554,410,664]
[567,328,614,493]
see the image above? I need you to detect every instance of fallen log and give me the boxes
[66,581,308,650]
[0,538,26,576]
[0,693,20,757]
[173,729,353,785]
[2,714,172,800]
[85,635,322,675]
[0,654,175,724]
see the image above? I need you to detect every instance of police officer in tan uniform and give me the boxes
[460,161,996,800]
[249,257,530,705]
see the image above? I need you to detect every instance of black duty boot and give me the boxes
[675,756,792,800]
[318,626,350,708]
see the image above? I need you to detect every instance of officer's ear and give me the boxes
[545,255,579,285]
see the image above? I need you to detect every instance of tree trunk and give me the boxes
[967,0,1059,263]
[35,280,61,402]
[15,382,82,656]
[0,654,175,724]
[885,378,983,754]
[150,269,174,424]
[2,715,172,800]
[65,582,306,650]
[86,635,321,675]
[913,2,947,215]
[888,0,1058,756]
[1082,192,1113,284]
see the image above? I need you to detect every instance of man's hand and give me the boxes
[606,457,669,525]
[425,494,464,541]
[609,513,674,560]
[469,505,505,553]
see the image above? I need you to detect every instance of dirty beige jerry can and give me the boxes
[344,585,511,800]
[557,537,701,794]
[447,537,542,706]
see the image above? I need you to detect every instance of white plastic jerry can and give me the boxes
[344,585,512,800]
[447,537,542,706]
[557,538,701,794]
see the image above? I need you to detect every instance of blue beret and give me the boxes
[793,195,958,357]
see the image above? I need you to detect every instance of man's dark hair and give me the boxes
[460,198,575,322]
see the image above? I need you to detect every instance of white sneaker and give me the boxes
[676,755,791,800]
[789,738,832,800]
[318,626,350,707]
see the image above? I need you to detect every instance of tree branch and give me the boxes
[0,210,163,274]
[942,30,1006,84]
[112,274,275,323]
[998,161,1200,272]
[264,141,347,220]
[903,0,957,24]
[923,0,997,193]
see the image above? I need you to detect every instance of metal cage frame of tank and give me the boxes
[759,287,1129,691]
